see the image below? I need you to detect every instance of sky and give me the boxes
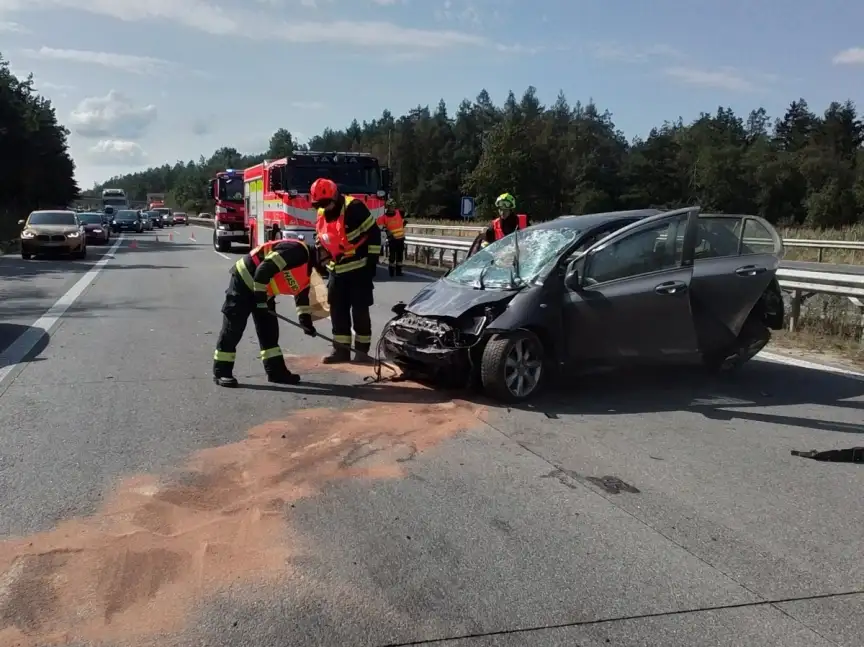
[2,0,864,189]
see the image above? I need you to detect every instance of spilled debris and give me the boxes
[0,391,485,646]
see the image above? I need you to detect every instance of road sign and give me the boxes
[460,196,475,219]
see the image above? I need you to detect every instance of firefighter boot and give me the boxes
[388,265,395,277]
[353,340,375,365]
[214,375,238,387]
[264,357,301,385]
[213,357,238,388]
[395,266,403,277]
[322,345,352,364]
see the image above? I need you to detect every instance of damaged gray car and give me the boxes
[381,207,786,403]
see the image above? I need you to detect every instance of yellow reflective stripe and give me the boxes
[296,305,312,314]
[333,335,352,344]
[214,350,236,361]
[389,228,404,236]
[333,259,367,273]
[235,259,255,290]
[368,245,381,254]
[259,347,283,360]
[354,334,372,343]
[346,215,374,241]
[253,281,268,292]
[480,241,490,248]
[265,251,287,270]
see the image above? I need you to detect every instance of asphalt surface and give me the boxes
[0,223,862,647]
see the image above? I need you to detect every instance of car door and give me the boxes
[562,209,700,365]
[688,214,782,348]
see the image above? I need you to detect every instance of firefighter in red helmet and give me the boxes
[311,177,381,363]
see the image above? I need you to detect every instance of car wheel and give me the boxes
[74,245,87,259]
[703,316,771,373]
[21,252,31,260]
[214,231,231,252]
[480,330,545,402]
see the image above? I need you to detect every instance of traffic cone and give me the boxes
[129,239,137,249]
[189,230,196,241]
[169,232,173,242]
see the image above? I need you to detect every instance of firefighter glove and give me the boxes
[298,313,317,337]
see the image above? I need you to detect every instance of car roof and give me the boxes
[530,209,664,232]
[30,209,75,215]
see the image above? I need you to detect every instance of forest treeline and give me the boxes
[93,87,864,227]
[0,53,79,238]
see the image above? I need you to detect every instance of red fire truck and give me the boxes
[243,151,390,247]
[207,169,247,252]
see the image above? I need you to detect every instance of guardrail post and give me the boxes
[438,249,444,266]
[452,250,458,267]
[788,289,802,332]
[818,247,824,263]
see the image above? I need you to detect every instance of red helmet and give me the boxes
[310,178,339,206]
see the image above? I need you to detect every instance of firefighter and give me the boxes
[377,201,406,276]
[212,236,321,387]
[480,192,530,247]
[311,177,381,364]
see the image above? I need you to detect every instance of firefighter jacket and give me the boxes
[233,239,313,315]
[481,214,529,247]
[316,196,381,276]
[376,210,405,239]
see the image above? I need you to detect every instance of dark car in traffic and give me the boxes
[381,207,786,402]
[143,210,164,229]
[111,209,144,233]
[77,211,111,244]
[152,207,173,227]
[19,210,87,259]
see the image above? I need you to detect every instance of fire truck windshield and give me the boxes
[103,197,128,207]
[218,176,244,201]
[286,164,381,195]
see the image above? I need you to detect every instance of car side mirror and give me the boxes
[18,219,25,225]
[564,260,582,291]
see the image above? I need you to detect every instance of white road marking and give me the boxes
[756,350,864,380]
[214,250,232,260]
[0,236,124,391]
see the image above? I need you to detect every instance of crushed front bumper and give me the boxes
[381,313,474,379]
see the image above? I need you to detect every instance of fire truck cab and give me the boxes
[207,169,247,252]
[244,151,391,247]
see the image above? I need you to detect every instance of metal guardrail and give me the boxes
[188,217,864,341]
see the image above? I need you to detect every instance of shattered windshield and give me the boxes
[446,228,580,289]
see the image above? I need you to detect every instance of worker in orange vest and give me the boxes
[213,236,321,387]
[480,192,530,247]
[377,202,406,276]
[312,178,381,364]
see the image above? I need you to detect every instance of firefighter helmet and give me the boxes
[310,178,339,206]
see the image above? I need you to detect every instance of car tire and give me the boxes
[703,316,771,373]
[74,246,86,260]
[21,252,31,260]
[214,231,231,252]
[480,330,546,402]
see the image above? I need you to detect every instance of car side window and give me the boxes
[741,219,775,255]
[583,216,685,285]
[694,217,743,260]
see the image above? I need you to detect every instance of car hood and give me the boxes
[25,224,79,235]
[404,279,519,318]
[82,223,103,230]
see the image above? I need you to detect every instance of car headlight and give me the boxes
[67,231,81,238]
[93,228,102,233]
[218,224,228,230]
[21,230,35,238]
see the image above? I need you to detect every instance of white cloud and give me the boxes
[588,42,682,64]
[69,91,157,139]
[0,20,28,32]
[832,47,864,65]
[19,46,174,74]
[88,139,147,165]
[289,100,324,109]
[663,66,764,92]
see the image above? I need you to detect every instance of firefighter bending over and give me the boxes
[481,192,530,247]
[212,236,320,387]
[377,201,406,276]
[312,178,381,364]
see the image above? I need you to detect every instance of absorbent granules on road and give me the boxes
[0,393,486,647]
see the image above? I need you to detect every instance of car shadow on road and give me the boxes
[0,323,49,365]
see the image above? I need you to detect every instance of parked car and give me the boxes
[76,211,111,245]
[141,210,153,231]
[198,212,212,219]
[19,210,87,259]
[381,207,786,402]
[173,211,188,225]
[111,209,144,233]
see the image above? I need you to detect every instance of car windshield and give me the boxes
[103,197,127,206]
[446,227,581,289]
[27,211,77,226]
[286,163,381,194]
[154,209,171,216]
[116,210,138,219]
[78,213,103,224]
[218,176,244,201]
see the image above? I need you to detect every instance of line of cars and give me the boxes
[18,207,189,259]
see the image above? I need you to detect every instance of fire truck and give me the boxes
[207,169,247,252]
[243,151,391,247]
[146,193,166,209]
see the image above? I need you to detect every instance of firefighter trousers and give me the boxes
[213,271,289,377]
[328,271,373,354]
[387,237,405,272]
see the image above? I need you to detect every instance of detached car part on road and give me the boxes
[19,210,88,259]
[381,207,786,403]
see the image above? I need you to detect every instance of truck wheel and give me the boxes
[480,330,545,402]
[214,231,231,252]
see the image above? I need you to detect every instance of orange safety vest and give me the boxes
[376,210,405,239]
[244,240,311,297]
[492,214,528,240]
[316,196,368,259]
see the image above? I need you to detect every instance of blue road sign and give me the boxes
[460,196,475,219]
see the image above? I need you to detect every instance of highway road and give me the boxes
[0,225,862,647]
